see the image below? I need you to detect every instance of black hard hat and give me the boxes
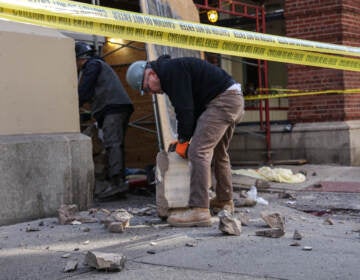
[75,42,94,58]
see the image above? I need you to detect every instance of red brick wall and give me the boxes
[284,0,360,123]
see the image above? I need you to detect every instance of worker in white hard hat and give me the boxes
[126,55,244,227]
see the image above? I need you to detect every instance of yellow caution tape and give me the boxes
[1,0,360,71]
[244,88,360,101]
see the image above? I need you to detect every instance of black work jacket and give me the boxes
[78,57,133,125]
[150,56,235,141]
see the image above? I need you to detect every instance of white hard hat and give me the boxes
[126,60,147,95]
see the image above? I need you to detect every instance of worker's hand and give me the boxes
[175,141,190,159]
[167,140,190,158]
[168,141,178,152]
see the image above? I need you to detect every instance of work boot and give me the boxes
[167,208,212,227]
[97,176,129,200]
[210,197,234,215]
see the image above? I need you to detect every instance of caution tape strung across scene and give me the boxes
[244,88,360,101]
[1,0,360,72]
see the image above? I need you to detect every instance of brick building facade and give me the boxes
[285,0,360,123]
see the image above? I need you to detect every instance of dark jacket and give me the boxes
[78,57,133,126]
[150,56,235,141]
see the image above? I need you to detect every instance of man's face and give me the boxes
[142,69,163,94]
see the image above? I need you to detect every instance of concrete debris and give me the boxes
[76,216,98,224]
[293,229,303,240]
[110,209,132,226]
[58,205,98,225]
[88,208,112,222]
[101,209,132,233]
[58,204,79,225]
[255,228,285,238]
[107,222,125,233]
[89,208,111,216]
[302,246,313,251]
[64,260,78,272]
[324,217,334,225]
[237,212,250,226]
[81,227,90,232]
[185,242,197,247]
[234,197,257,207]
[61,253,71,258]
[218,210,242,236]
[58,206,133,233]
[260,212,285,231]
[25,226,40,232]
[85,251,126,271]
[128,205,157,216]
[352,228,360,233]
[256,212,285,238]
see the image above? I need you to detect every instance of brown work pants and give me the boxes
[188,90,244,208]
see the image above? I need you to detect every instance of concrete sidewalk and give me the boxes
[0,164,359,280]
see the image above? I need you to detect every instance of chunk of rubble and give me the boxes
[85,251,126,271]
[25,226,40,232]
[128,205,156,216]
[237,212,250,226]
[302,246,313,251]
[324,217,334,225]
[234,198,257,207]
[218,210,242,236]
[185,242,197,247]
[58,204,79,225]
[58,205,97,225]
[101,209,132,233]
[293,229,303,240]
[255,228,284,238]
[260,211,285,231]
[107,222,125,233]
[64,260,78,272]
[256,212,285,238]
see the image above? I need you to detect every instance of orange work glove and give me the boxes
[175,141,190,159]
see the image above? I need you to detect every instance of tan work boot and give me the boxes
[167,208,212,227]
[210,197,234,215]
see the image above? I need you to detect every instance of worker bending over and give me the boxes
[126,55,244,227]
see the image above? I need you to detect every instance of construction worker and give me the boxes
[126,55,244,227]
[75,41,134,199]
